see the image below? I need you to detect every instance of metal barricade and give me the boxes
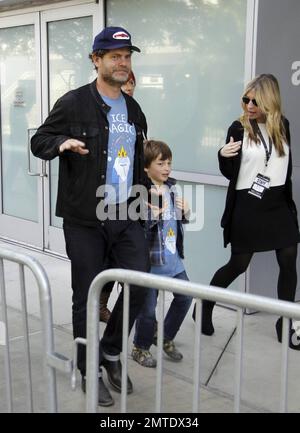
[85,268,300,413]
[0,247,72,413]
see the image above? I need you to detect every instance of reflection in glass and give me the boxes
[178,181,239,290]
[48,16,94,228]
[0,25,38,221]
[107,0,247,174]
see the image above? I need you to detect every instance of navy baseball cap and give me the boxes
[92,26,141,53]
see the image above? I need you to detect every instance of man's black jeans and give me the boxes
[63,219,150,375]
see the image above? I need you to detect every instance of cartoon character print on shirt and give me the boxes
[165,227,176,255]
[103,98,136,204]
[106,114,135,188]
[162,193,177,256]
[112,145,130,183]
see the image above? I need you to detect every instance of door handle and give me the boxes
[27,128,47,177]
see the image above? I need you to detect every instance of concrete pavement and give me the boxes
[1,240,300,413]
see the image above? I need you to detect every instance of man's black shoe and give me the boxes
[102,358,133,394]
[81,372,114,407]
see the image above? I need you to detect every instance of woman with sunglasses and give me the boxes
[194,73,300,349]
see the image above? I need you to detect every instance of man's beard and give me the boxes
[102,70,129,87]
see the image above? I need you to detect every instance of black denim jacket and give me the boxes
[31,79,147,226]
[144,177,189,265]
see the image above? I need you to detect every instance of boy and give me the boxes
[132,140,192,367]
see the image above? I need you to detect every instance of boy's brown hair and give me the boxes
[144,140,172,168]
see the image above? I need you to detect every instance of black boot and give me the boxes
[81,370,114,407]
[275,317,300,350]
[102,358,133,394]
[192,300,215,336]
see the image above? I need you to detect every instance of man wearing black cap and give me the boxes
[31,26,149,407]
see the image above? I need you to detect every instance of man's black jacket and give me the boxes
[31,79,147,226]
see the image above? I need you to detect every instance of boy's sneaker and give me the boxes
[162,339,183,361]
[131,345,157,368]
[153,333,183,362]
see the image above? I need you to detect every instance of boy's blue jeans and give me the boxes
[133,270,193,350]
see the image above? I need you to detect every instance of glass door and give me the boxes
[0,13,43,247]
[41,4,101,254]
[0,3,102,253]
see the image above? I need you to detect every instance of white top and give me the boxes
[236,123,289,190]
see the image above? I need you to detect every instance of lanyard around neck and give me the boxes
[256,124,272,167]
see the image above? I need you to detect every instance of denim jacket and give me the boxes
[145,177,188,266]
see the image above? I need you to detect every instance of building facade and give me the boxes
[0,0,299,299]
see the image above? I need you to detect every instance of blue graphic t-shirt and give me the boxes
[102,94,136,204]
[151,189,185,278]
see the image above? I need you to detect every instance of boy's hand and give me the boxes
[176,197,190,219]
[148,203,165,219]
[148,187,166,219]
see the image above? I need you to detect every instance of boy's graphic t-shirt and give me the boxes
[151,188,185,278]
[102,94,136,204]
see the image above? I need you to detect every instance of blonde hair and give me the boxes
[239,74,287,156]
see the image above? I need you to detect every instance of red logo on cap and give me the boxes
[113,31,130,40]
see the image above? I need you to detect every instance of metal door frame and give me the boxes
[0,12,44,248]
[40,2,102,255]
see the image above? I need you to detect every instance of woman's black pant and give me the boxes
[209,244,298,305]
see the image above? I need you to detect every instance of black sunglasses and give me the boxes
[242,96,258,107]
